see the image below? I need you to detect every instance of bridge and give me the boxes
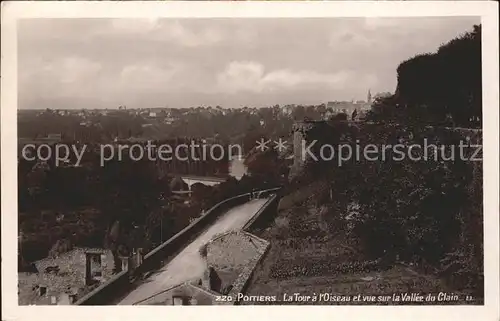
[167,155,247,192]
[167,175,227,195]
[179,175,227,189]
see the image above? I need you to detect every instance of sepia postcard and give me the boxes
[1,1,499,321]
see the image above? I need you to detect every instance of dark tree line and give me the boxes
[18,103,334,148]
[18,143,274,267]
[368,24,481,128]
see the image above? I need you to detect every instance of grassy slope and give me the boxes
[243,184,481,305]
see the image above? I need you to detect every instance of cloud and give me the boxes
[167,22,223,47]
[215,61,377,94]
[363,17,401,31]
[55,57,103,84]
[105,19,223,47]
[216,61,265,93]
[118,62,181,90]
[109,18,161,34]
[21,57,103,100]
[17,17,480,109]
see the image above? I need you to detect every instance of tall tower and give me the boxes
[367,89,372,104]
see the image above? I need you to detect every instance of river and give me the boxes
[229,156,247,180]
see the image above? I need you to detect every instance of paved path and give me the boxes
[118,198,269,305]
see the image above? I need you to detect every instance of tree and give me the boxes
[292,105,307,121]
[351,109,358,121]
[394,24,481,127]
[366,95,398,123]
[329,113,348,121]
[244,145,288,186]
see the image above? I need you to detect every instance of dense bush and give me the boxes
[368,25,481,128]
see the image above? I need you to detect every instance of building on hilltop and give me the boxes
[325,89,372,119]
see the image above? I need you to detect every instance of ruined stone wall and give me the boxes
[289,120,344,181]
[19,248,114,305]
[288,121,315,181]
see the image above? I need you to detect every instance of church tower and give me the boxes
[367,89,372,104]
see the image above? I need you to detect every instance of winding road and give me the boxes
[117,198,269,305]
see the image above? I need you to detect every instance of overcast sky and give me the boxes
[18,17,479,109]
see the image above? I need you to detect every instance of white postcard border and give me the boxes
[1,2,498,321]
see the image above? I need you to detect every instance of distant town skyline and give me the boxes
[18,17,479,110]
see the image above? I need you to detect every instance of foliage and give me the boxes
[329,113,348,121]
[368,25,481,128]
[303,122,480,276]
[245,148,288,185]
[18,142,275,266]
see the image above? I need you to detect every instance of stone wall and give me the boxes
[207,231,262,271]
[170,194,280,305]
[227,234,270,304]
[72,270,129,305]
[75,194,249,305]
[211,195,279,304]
[243,194,279,231]
[34,248,114,281]
[133,209,277,305]
[135,191,263,276]
[75,187,281,305]
[206,231,269,290]
[135,283,222,305]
